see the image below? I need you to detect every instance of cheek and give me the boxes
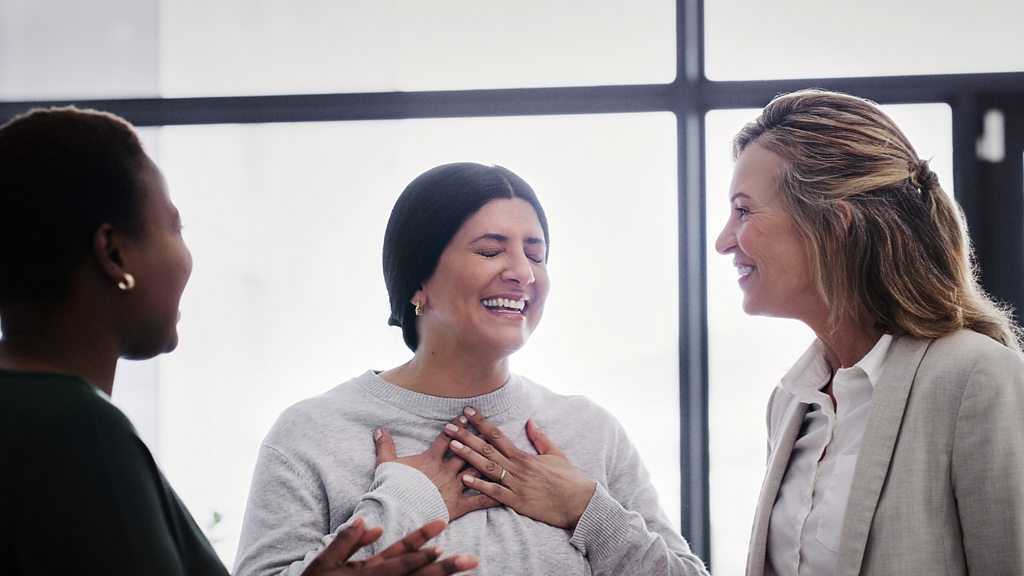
[531,270,551,305]
[529,271,550,323]
[162,242,193,302]
[734,226,758,255]
[181,242,194,279]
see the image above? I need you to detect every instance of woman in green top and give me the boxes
[0,107,477,576]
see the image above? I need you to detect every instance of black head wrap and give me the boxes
[382,162,549,351]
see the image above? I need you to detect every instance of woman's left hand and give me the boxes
[443,407,596,529]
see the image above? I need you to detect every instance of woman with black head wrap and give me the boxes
[235,163,709,576]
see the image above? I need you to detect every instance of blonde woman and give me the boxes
[715,90,1024,575]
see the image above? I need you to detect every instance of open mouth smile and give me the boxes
[481,297,528,314]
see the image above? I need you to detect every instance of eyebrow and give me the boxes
[729,192,751,203]
[470,233,546,246]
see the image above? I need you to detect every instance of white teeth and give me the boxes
[482,298,526,311]
[737,265,754,276]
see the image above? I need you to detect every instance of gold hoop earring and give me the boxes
[414,301,424,316]
[117,273,136,291]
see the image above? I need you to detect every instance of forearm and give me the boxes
[234,451,447,576]
[344,462,450,559]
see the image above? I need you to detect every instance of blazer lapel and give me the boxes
[836,336,931,576]
[747,390,808,576]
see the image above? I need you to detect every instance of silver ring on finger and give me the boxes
[499,467,507,483]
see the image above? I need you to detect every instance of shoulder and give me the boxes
[515,373,621,422]
[914,329,1024,375]
[260,370,381,448]
[897,331,1024,417]
[0,373,135,448]
[0,373,155,503]
[272,371,375,421]
[512,374,629,448]
[931,328,1016,353]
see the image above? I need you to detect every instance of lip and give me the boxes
[732,259,755,286]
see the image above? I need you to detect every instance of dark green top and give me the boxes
[0,369,228,576]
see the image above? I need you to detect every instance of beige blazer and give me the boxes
[746,330,1024,576]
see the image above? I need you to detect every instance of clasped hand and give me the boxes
[374,410,596,529]
[445,408,596,529]
[375,415,500,521]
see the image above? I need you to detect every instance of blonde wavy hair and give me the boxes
[734,89,1022,351]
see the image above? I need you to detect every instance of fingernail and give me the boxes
[450,439,464,450]
[458,415,468,424]
[454,555,472,569]
[373,428,383,442]
[445,423,459,433]
[462,474,475,484]
[464,407,476,416]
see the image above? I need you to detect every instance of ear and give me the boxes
[92,223,130,285]
[410,287,427,309]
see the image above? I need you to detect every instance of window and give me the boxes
[705,0,1024,80]
[160,0,676,96]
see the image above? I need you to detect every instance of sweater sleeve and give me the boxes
[233,446,448,576]
[567,419,709,576]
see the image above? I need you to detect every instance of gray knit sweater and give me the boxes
[233,370,708,576]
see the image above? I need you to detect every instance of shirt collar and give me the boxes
[780,333,894,397]
[780,339,832,398]
[839,333,893,388]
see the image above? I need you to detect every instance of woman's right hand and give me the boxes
[302,517,478,576]
[375,416,500,521]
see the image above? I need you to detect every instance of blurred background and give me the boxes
[2,1,1022,572]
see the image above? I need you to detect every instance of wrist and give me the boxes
[566,479,597,529]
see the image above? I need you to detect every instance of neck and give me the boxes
[382,345,511,398]
[813,316,884,372]
[0,305,119,395]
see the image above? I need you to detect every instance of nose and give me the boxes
[715,218,736,255]
[501,251,535,285]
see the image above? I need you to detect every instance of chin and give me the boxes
[163,334,180,353]
[741,299,761,316]
[122,332,180,360]
[481,335,528,358]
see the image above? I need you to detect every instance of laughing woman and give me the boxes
[234,163,709,576]
[715,90,1024,575]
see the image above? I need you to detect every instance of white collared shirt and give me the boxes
[766,334,893,576]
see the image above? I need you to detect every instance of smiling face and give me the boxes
[119,160,193,359]
[413,197,549,361]
[714,143,824,326]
